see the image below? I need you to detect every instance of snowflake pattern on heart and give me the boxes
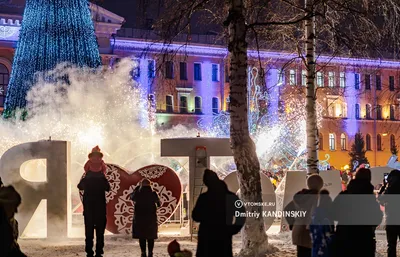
[114,181,178,234]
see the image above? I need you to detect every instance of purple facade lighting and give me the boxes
[114,39,400,69]
[344,72,359,137]
[266,68,280,124]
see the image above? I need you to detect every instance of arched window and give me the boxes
[377,134,382,151]
[390,134,396,151]
[390,105,396,120]
[341,103,347,117]
[341,133,347,150]
[148,94,155,110]
[319,133,324,150]
[179,95,188,113]
[376,105,382,120]
[212,97,219,114]
[0,63,9,108]
[366,134,372,151]
[166,95,173,113]
[355,104,360,119]
[366,104,371,119]
[195,96,202,114]
[329,133,336,151]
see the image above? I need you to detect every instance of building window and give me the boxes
[165,61,174,79]
[302,70,307,86]
[317,72,324,87]
[195,96,202,114]
[148,60,155,78]
[179,95,188,113]
[355,104,360,119]
[340,72,345,88]
[212,97,219,114]
[355,73,360,89]
[376,105,382,120]
[390,76,395,91]
[166,95,173,113]
[194,63,202,81]
[365,74,371,90]
[148,94,155,107]
[329,133,336,151]
[226,96,231,112]
[289,69,296,85]
[377,134,382,151]
[319,133,324,150]
[340,133,347,150]
[0,63,9,108]
[328,72,335,87]
[376,75,381,90]
[212,64,219,82]
[225,65,229,82]
[390,105,396,120]
[131,59,140,79]
[390,134,396,151]
[277,69,284,86]
[179,62,187,80]
[366,104,371,119]
[366,134,372,150]
[341,103,347,118]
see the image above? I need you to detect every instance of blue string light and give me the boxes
[4,0,101,117]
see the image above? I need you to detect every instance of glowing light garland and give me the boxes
[4,0,102,116]
[198,67,329,172]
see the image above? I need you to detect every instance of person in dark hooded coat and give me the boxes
[0,179,27,257]
[78,171,110,257]
[131,179,161,257]
[378,169,400,257]
[192,169,246,257]
[331,168,382,257]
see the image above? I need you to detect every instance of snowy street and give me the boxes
[19,230,399,257]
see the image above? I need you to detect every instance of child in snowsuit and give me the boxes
[167,240,193,257]
[84,146,107,178]
[310,189,335,257]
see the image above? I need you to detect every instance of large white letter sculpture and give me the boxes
[0,140,70,238]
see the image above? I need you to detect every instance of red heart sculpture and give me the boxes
[80,164,182,234]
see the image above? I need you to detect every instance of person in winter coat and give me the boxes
[84,146,107,176]
[285,174,324,257]
[167,239,193,257]
[131,179,161,257]
[192,169,246,257]
[0,182,27,257]
[378,169,400,257]
[331,168,382,257]
[78,171,110,257]
[310,189,335,257]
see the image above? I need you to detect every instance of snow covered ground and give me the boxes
[19,228,399,257]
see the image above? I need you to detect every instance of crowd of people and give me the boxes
[286,167,400,257]
[79,147,245,257]
[1,145,400,257]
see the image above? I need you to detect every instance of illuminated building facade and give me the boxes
[1,2,400,169]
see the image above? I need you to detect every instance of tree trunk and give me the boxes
[305,0,319,175]
[226,0,270,256]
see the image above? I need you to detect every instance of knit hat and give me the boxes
[307,174,324,191]
[168,240,181,256]
[88,145,103,158]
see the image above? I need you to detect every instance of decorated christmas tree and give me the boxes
[4,0,102,117]
[349,132,369,171]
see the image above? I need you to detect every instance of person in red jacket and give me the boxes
[84,146,107,176]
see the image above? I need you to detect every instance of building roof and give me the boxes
[0,0,25,15]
